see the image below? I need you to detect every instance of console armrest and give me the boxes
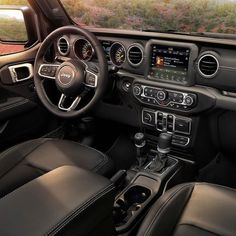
[0,166,115,236]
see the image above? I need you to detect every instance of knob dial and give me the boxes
[185,95,194,106]
[133,85,142,96]
[156,90,167,101]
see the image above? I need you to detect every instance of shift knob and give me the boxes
[157,133,172,153]
[134,132,146,147]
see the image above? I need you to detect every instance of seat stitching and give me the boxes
[0,139,50,181]
[47,184,115,235]
[57,140,110,173]
[143,183,194,236]
[195,182,236,192]
[177,223,220,236]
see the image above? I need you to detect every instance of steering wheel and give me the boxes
[34,26,108,118]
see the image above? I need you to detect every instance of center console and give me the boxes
[113,132,182,234]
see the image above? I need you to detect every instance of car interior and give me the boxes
[1,0,236,235]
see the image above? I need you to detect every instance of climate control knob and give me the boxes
[156,90,167,101]
[133,85,142,96]
[184,95,194,106]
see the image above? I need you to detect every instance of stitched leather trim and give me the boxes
[0,139,49,179]
[56,140,111,174]
[47,183,115,235]
[143,183,195,236]
[177,223,220,236]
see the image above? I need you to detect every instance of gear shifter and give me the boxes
[134,133,147,169]
[148,133,172,172]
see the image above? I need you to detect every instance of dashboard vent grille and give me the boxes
[128,45,143,66]
[58,37,69,56]
[198,54,219,78]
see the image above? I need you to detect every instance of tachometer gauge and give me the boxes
[110,42,126,67]
[74,39,94,61]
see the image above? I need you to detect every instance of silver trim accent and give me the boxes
[80,61,98,88]
[58,94,81,112]
[127,44,144,67]
[144,156,178,176]
[142,109,156,127]
[9,63,33,83]
[109,42,126,67]
[198,54,219,79]
[73,38,94,61]
[136,84,194,109]
[57,37,70,56]
[172,135,190,147]
[142,109,192,135]
[38,64,60,79]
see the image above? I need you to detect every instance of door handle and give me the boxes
[8,63,33,83]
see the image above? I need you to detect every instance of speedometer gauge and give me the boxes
[110,42,126,67]
[74,39,94,61]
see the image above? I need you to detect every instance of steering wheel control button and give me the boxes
[85,72,97,87]
[142,110,156,126]
[39,65,59,79]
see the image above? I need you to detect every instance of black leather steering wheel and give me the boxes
[34,26,108,118]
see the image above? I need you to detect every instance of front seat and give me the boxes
[138,183,236,236]
[0,138,114,198]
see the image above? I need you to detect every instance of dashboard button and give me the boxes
[185,95,194,106]
[156,90,167,101]
[142,110,156,126]
[175,119,191,134]
[133,86,142,96]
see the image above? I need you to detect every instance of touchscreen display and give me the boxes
[149,45,190,83]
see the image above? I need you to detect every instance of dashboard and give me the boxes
[53,30,236,150]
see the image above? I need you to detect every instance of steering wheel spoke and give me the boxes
[38,63,60,80]
[58,94,81,112]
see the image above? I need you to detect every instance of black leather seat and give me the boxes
[0,138,114,198]
[138,183,236,236]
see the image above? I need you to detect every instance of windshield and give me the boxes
[61,0,236,35]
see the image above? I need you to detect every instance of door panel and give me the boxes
[0,45,52,150]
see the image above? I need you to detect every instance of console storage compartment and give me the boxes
[113,173,161,233]
[0,166,115,236]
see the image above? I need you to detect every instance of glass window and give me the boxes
[0,0,29,56]
[60,0,236,35]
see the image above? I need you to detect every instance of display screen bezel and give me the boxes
[145,40,199,86]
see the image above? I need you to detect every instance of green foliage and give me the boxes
[0,17,27,41]
[0,0,28,5]
[61,0,236,33]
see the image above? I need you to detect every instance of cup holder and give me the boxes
[113,185,151,227]
[124,186,151,204]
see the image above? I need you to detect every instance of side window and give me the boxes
[0,0,30,56]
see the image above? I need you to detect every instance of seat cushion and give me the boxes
[137,183,236,236]
[0,139,114,198]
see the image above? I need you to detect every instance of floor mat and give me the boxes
[198,153,236,189]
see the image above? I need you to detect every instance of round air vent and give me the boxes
[128,44,144,66]
[198,54,219,78]
[57,37,70,56]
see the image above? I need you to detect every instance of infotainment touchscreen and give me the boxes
[149,45,190,83]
